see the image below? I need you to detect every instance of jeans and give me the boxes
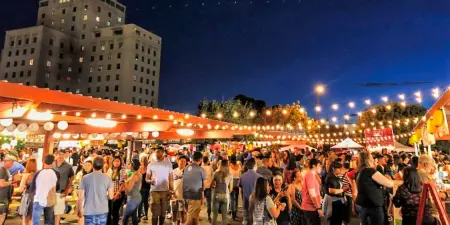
[230,187,239,212]
[107,196,124,225]
[138,189,150,218]
[329,200,345,225]
[204,188,212,218]
[356,204,384,225]
[242,197,250,224]
[212,193,228,225]
[123,199,141,225]
[303,210,321,225]
[84,213,108,225]
[32,202,54,225]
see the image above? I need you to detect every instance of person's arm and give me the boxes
[288,184,301,209]
[18,173,30,193]
[64,168,75,195]
[123,173,138,192]
[266,197,284,219]
[77,189,84,217]
[372,171,394,188]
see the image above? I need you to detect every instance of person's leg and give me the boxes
[54,193,65,225]
[212,196,220,225]
[129,200,141,225]
[171,200,178,225]
[243,197,249,224]
[367,206,385,225]
[32,202,43,225]
[111,197,124,225]
[43,206,55,225]
[355,205,370,225]
[150,192,161,225]
[122,200,138,225]
[143,190,150,218]
[158,191,169,225]
[221,198,228,225]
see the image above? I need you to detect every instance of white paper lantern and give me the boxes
[132,132,139,138]
[142,132,149,138]
[90,134,98,139]
[43,122,54,131]
[72,134,80,139]
[0,119,13,127]
[17,123,28,132]
[151,131,160,138]
[110,133,119,138]
[102,133,110,139]
[120,133,128,138]
[6,124,16,132]
[80,133,88,139]
[57,121,68,131]
[62,133,71,139]
[28,123,39,132]
[53,133,61,139]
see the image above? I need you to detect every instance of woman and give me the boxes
[138,156,150,221]
[229,155,241,220]
[324,161,346,225]
[280,150,290,170]
[283,155,299,185]
[123,159,142,225]
[211,160,232,225]
[288,170,303,225]
[106,157,125,225]
[74,160,93,188]
[355,151,394,225]
[393,167,436,225]
[18,158,37,225]
[249,177,286,225]
[103,155,113,173]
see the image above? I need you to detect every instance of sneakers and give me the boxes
[166,213,172,219]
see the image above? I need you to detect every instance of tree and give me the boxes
[233,94,266,113]
[259,102,319,133]
[198,99,256,125]
[357,102,427,145]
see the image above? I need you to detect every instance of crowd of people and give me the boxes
[0,144,448,225]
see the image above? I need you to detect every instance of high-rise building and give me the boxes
[0,0,161,107]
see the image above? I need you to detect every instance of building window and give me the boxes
[83,24,87,30]
[81,46,85,51]
[152,80,155,86]
[12,72,16,78]
[138,99,142,104]
[98,7,101,12]
[108,12,112,17]
[133,76,137,81]
[68,67,72,72]
[116,64,120,69]
[25,82,30,86]
[151,91,154,96]
[108,54,112,60]
[15,50,19,56]
[117,53,121,59]
[147,58,151,64]
[46,61,51,67]
[21,60,25,66]
[61,18,65,24]
[107,21,111,26]
[25,38,29,45]
[81,34,85,39]
[18,40,22,46]
[89,67,93,72]
[56,74,61,80]
[92,46,96,52]
[29,59,34,65]
[115,85,119,91]
[88,77,92,82]
[106,75,110,81]
[83,15,88,20]
[78,68,82,73]
[23,49,27,55]
[140,77,143,82]
[72,16,76,22]
[19,71,24,77]
[31,48,35,54]
[13,61,17,67]
[90,56,94,62]
[58,64,62,69]
[105,86,109,92]
[96,87,100,92]
[33,37,37,43]
[44,83,49,88]
[101,45,105,51]
[153,61,156,66]
[118,17,122,22]
[71,26,75,31]
[75,89,80,94]
[4,73,7,79]
[110,43,114,50]
[6,62,10,68]
[132,97,135,103]
[98,65,102,71]
[49,38,53,45]
[7,51,11,57]
[27,70,31,76]
[55,85,60,90]
[134,65,138,70]
[99,55,103,61]
[73,7,77,12]
[96,17,100,22]
[87,87,91,93]
[145,89,148,95]
[10,41,14,47]
[133,86,136,92]
[59,53,64,59]
[146,79,149,84]
[141,67,144,72]
[79,57,83,62]
[45,72,50,78]
[147,69,150,74]
[62,9,66,14]
[113,96,118,101]
[116,74,120,80]
[119,42,123,48]
[42,13,46,18]
[84,5,88,10]
[48,50,52,56]
[107,64,111,70]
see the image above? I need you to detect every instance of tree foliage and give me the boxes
[259,102,319,133]
[198,98,256,125]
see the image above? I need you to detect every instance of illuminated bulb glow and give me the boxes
[315,85,325,94]
[381,96,388,102]
[85,118,117,128]
[265,110,271,116]
[364,99,371,105]
[201,113,206,118]
[233,112,239,118]
[217,113,223,119]
[169,115,174,120]
[76,112,81,116]
[152,115,158,119]
[315,106,322,112]
[176,129,194,136]
[398,94,405,100]
[331,117,337,122]
[106,114,111,119]
[91,113,96,118]
[331,104,339,110]
[6,107,28,117]
[249,111,256,117]
[27,110,53,121]
[348,102,355,108]
[121,114,127,119]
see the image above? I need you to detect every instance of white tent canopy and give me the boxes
[394,141,415,152]
[331,138,364,149]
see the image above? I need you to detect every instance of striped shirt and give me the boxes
[338,173,352,197]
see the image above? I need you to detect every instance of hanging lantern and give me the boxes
[17,123,28,132]
[62,133,71,139]
[0,119,13,127]
[432,109,444,127]
[6,124,16,132]
[57,121,69,131]
[415,128,422,139]
[53,133,62,139]
[132,132,139,138]
[43,122,54,131]
[120,133,128,138]
[80,133,88,139]
[427,120,436,134]
[142,132,150,138]
[72,134,80,139]
[151,131,159,138]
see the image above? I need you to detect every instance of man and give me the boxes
[201,156,214,222]
[256,154,273,181]
[53,149,75,225]
[0,155,15,224]
[239,158,260,225]
[376,154,387,175]
[302,158,323,225]
[31,155,59,225]
[77,156,113,225]
[68,149,80,173]
[171,155,187,225]
[146,147,174,225]
[182,151,206,225]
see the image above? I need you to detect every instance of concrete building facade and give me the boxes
[0,0,161,107]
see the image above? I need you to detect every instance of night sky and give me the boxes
[1,0,450,116]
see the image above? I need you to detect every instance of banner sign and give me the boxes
[364,128,395,148]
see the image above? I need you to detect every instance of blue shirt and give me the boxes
[0,162,24,175]
[239,170,261,199]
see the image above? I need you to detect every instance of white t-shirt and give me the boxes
[201,165,214,189]
[33,169,59,207]
[173,168,183,200]
[147,159,173,192]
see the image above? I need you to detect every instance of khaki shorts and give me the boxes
[54,193,65,215]
[150,191,170,218]
[186,200,202,220]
